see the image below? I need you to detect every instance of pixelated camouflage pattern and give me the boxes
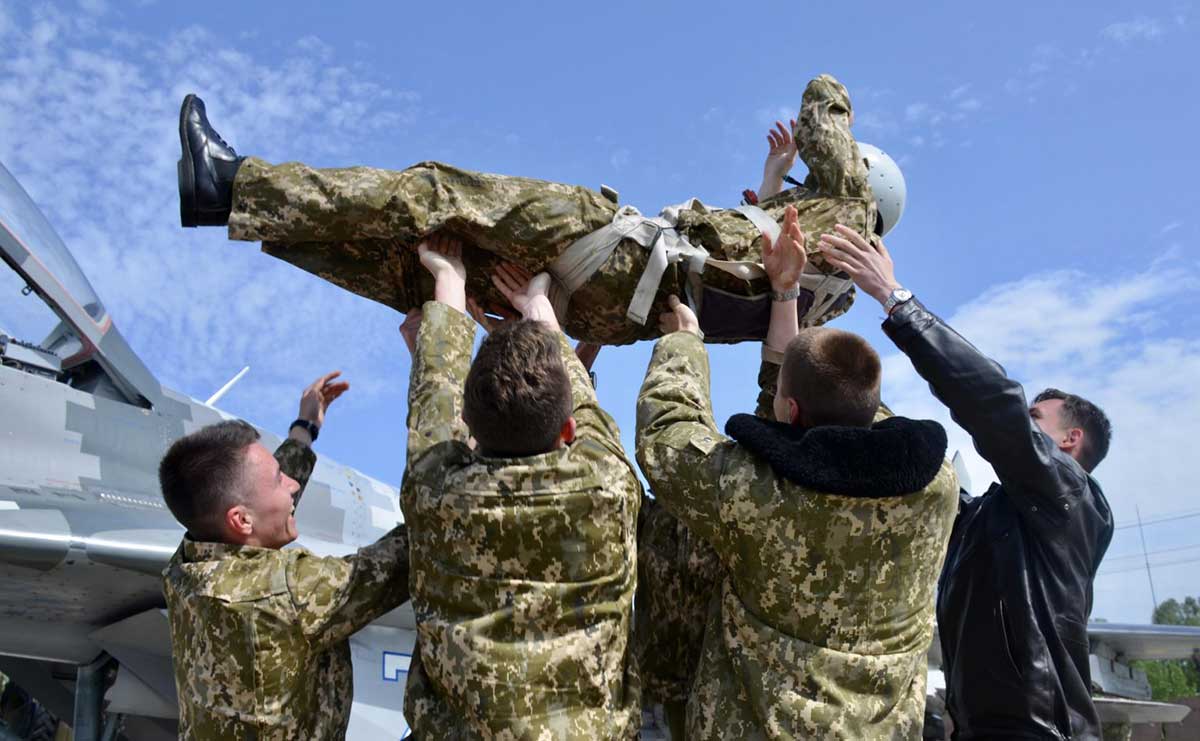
[634,494,721,705]
[228,74,873,345]
[635,332,958,740]
[162,439,411,741]
[401,301,642,739]
[634,356,781,707]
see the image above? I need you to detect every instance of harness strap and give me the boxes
[733,204,782,245]
[546,196,853,327]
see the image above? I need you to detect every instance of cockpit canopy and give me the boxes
[0,160,162,407]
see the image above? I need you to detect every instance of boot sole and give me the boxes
[178,94,197,228]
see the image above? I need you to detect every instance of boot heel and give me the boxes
[178,157,196,227]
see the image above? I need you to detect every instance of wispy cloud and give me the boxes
[0,4,423,427]
[852,80,982,158]
[1102,16,1167,44]
[881,257,1200,621]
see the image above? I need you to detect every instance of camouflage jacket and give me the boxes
[162,439,410,741]
[229,76,872,345]
[635,333,959,740]
[634,356,782,704]
[401,301,642,739]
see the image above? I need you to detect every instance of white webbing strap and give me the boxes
[798,270,854,324]
[733,204,782,245]
[548,204,712,326]
[625,226,710,325]
[546,197,847,327]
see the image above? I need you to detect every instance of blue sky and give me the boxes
[0,0,1197,623]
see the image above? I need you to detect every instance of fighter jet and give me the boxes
[0,159,416,739]
[3,155,1196,741]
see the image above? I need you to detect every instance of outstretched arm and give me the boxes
[637,298,731,548]
[287,524,411,650]
[754,205,807,418]
[820,225,1087,519]
[405,235,474,463]
[759,119,799,200]
[280,371,349,506]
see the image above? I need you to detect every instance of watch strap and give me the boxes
[290,418,319,442]
[883,288,913,314]
[771,285,803,302]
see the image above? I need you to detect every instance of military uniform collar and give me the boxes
[725,413,948,498]
[464,445,605,490]
[181,534,283,563]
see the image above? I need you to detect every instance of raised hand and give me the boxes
[759,118,798,199]
[491,262,560,331]
[657,295,701,338]
[818,224,901,306]
[416,233,467,313]
[762,205,807,292]
[297,371,349,429]
[765,119,798,179]
[466,296,518,333]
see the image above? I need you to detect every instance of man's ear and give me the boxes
[1063,427,1084,453]
[788,398,802,426]
[560,416,577,446]
[224,505,253,541]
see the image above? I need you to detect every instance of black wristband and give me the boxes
[290,418,319,442]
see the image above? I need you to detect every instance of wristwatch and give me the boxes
[882,287,913,314]
[290,418,320,442]
[771,285,803,302]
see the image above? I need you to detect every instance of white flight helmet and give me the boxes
[857,142,906,236]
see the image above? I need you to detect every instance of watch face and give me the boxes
[894,289,912,302]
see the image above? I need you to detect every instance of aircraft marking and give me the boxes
[381,651,412,682]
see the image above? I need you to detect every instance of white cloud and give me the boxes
[1102,17,1166,44]
[855,82,979,161]
[0,4,423,425]
[879,259,1200,621]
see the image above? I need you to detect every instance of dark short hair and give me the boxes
[159,420,260,540]
[1033,388,1112,472]
[780,328,881,428]
[464,320,572,456]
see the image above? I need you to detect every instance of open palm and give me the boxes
[762,205,807,290]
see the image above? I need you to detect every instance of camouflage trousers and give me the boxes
[229,158,872,344]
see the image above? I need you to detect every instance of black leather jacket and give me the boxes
[884,299,1114,741]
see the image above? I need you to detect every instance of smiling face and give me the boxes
[231,442,302,549]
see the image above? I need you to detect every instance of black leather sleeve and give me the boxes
[882,299,1086,522]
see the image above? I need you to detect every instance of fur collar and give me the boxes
[724,414,948,498]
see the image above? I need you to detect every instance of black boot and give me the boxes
[178,94,244,227]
